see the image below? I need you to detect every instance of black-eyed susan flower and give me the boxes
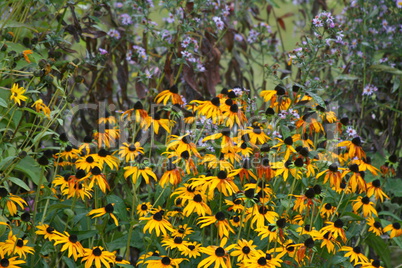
[81,246,115,268]
[383,222,402,238]
[79,135,95,155]
[225,198,245,213]
[159,162,183,187]
[0,188,27,216]
[62,182,92,200]
[162,236,188,251]
[35,224,59,241]
[358,259,384,268]
[118,142,144,162]
[0,257,25,268]
[202,128,237,153]
[75,155,100,172]
[255,225,278,243]
[171,224,194,238]
[140,211,174,237]
[137,202,152,217]
[9,83,28,106]
[237,142,253,157]
[145,256,187,268]
[367,217,383,236]
[87,167,110,193]
[316,163,344,188]
[182,193,212,217]
[155,85,184,105]
[181,242,202,258]
[292,188,319,214]
[229,159,257,182]
[366,179,389,202]
[190,97,223,124]
[223,103,247,128]
[113,255,130,265]
[198,211,235,238]
[241,125,270,145]
[192,170,239,197]
[320,203,337,218]
[57,145,80,161]
[145,111,174,135]
[352,196,377,217]
[171,183,200,206]
[243,250,285,268]
[320,219,347,243]
[342,164,367,193]
[246,204,278,229]
[124,165,157,185]
[0,231,34,259]
[53,232,85,260]
[340,246,368,265]
[136,251,160,266]
[296,111,324,134]
[230,239,257,263]
[201,154,233,172]
[122,101,149,124]
[256,158,275,181]
[31,99,51,118]
[167,134,201,157]
[92,149,119,170]
[318,231,340,254]
[87,203,119,226]
[296,224,321,238]
[93,124,120,148]
[338,137,366,160]
[198,237,235,268]
[352,157,380,175]
[272,135,297,161]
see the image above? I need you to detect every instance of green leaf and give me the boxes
[365,233,391,268]
[378,211,402,221]
[3,21,38,32]
[8,177,30,191]
[0,97,7,108]
[61,256,76,268]
[305,90,325,107]
[14,156,42,186]
[369,65,402,75]
[335,74,360,80]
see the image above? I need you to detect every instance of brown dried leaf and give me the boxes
[183,64,199,93]
[277,18,286,31]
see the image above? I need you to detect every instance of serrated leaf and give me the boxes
[8,177,30,191]
[14,156,42,186]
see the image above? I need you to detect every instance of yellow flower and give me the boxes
[352,196,377,217]
[340,246,369,265]
[0,231,34,259]
[383,222,402,238]
[154,85,184,105]
[140,211,174,237]
[81,246,115,268]
[0,188,27,216]
[124,166,157,185]
[145,256,187,268]
[9,83,28,106]
[31,99,51,118]
[198,237,235,268]
[0,257,25,268]
[181,241,202,258]
[35,224,60,241]
[366,217,383,236]
[87,203,119,226]
[230,239,257,263]
[53,231,85,261]
[118,142,144,162]
[198,211,235,238]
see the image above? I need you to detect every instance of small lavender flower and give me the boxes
[363,84,378,96]
[98,48,108,55]
[120,14,133,25]
[107,29,121,39]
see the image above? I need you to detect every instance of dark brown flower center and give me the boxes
[284,136,293,145]
[188,245,195,250]
[276,218,286,228]
[0,259,9,267]
[215,247,225,257]
[193,194,202,203]
[217,171,227,179]
[105,203,114,213]
[329,163,338,172]
[215,212,225,221]
[91,166,101,175]
[257,257,267,265]
[16,239,24,247]
[334,219,344,228]
[46,226,54,234]
[86,156,94,163]
[211,97,220,107]
[361,196,370,204]
[69,234,78,243]
[393,222,401,229]
[325,203,332,210]
[242,246,251,254]
[353,246,361,254]
[174,236,183,244]
[93,247,102,256]
[153,212,163,221]
[161,256,171,265]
